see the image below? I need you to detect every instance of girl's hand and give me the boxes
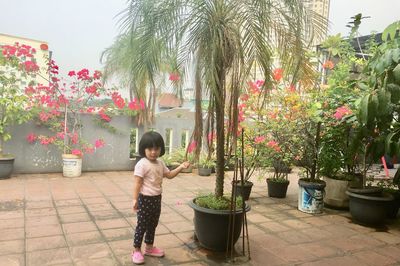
[132,199,138,212]
[181,161,190,169]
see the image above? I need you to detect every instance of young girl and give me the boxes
[131,131,189,265]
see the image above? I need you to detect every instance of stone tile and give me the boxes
[108,239,132,256]
[163,220,193,233]
[300,255,363,266]
[0,254,25,266]
[109,201,132,210]
[286,209,313,218]
[282,219,312,229]
[300,227,335,241]
[25,201,53,209]
[102,227,132,241]
[26,224,63,238]
[368,231,400,244]
[160,212,187,223]
[95,218,130,230]
[163,246,200,264]
[246,213,272,223]
[85,203,114,212]
[54,199,82,207]
[155,223,170,235]
[25,215,59,227]
[251,233,288,248]
[65,231,103,246]
[26,235,67,252]
[57,205,87,215]
[90,210,121,220]
[70,243,112,264]
[277,230,312,245]
[374,245,400,262]
[321,224,358,238]
[81,197,109,205]
[258,221,291,233]
[0,239,24,255]
[353,250,397,266]
[0,210,24,220]
[325,234,383,253]
[153,233,185,248]
[0,228,24,241]
[62,221,97,234]
[25,207,57,218]
[269,245,316,263]
[296,242,341,258]
[59,213,91,223]
[75,257,118,266]
[0,218,24,230]
[303,216,332,227]
[27,248,72,265]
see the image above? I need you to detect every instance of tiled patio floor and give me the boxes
[0,169,399,265]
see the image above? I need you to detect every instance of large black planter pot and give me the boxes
[233,181,253,201]
[386,192,400,219]
[346,190,393,226]
[198,167,212,176]
[267,179,289,198]
[0,156,15,179]
[188,199,250,251]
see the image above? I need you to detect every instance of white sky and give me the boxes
[0,0,399,77]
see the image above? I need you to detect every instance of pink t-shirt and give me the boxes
[134,158,170,196]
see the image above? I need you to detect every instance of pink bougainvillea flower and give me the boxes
[84,146,95,154]
[71,149,83,157]
[169,73,180,81]
[99,112,111,122]
[22,61,39,72]
[128,100,138,110]
[93,70,102,79]
[111,92,125,109]
[267,140,281,152]
[77,68,89,80]
[24,86,35,95]
[187,141,197,153]
[95,139,105,148]
[322,60,334,70]
[85,85,97,94]
[255,136,266,144]
[273,68,283,81]
[26,133,36,143]
[70,132,79,145]
[139,99,145,110]
[207,131,216,142]
[240,94,249,102]
[39,112,50,122]
[56,132,65,140]
[288,84,296,93]
[334,106,352,120]
[86,107,95,113]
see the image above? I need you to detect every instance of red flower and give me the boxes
[322,60,334,70]
[273,68,283,81]
[40,43,48,51]
[111,92,125,109]
[334,106,352,120]
[169,73,180,81]
[255,136,266,144]
[93,70,102,79]
[187,141,197,153]
[71,149,83,157]
[68,71,76,76]
[26,133,36,143]
[95,139,105,148]
[99,113,111,122]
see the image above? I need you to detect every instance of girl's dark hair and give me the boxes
[138,131,166,157]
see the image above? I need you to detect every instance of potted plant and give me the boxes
[26,60,142,177]
[198,154,215,176]
[344,21,400,225]
[0,43,38,178]
[119,0,321,251]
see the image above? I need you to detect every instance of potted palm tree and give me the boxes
[118,0,326,251]
[0,43,38,179]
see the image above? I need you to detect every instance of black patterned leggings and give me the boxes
[133,193,162,248]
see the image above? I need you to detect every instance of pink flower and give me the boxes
[68,71,76,76]
[187,141,197,153]
[84,146,95,154]
[71,149,83,157]
[56,132,65,140]
[95,139,105,148]
[112,92,125,109]
[93,70,102,79]
[26,133,36,143]
[240,94,249,101]
[139,99,145,109]
[267,140,281,152]
[334,106,352,120]
[99,112,111,122]
[254,136,266,144]
[207,132,216,142]
[169,73,180,81]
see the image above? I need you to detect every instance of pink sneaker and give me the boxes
[144,246,165,257]
[131,251,144,264]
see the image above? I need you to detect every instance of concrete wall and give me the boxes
[4,111,196,174]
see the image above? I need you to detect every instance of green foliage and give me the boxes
[0,44,37,154]
[198,154,215,169]
[195,194,243,210]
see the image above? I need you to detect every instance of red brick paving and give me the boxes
[0,170,399,265]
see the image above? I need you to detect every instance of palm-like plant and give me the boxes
[117,0,326,198]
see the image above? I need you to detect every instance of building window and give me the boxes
[181,130,190,148]
[130,128,139,158]
[165,128,173,154]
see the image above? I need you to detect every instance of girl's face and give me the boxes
[145,146,161,161]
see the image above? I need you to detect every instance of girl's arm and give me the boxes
[165,162,190,179]
[132,175,143,211]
